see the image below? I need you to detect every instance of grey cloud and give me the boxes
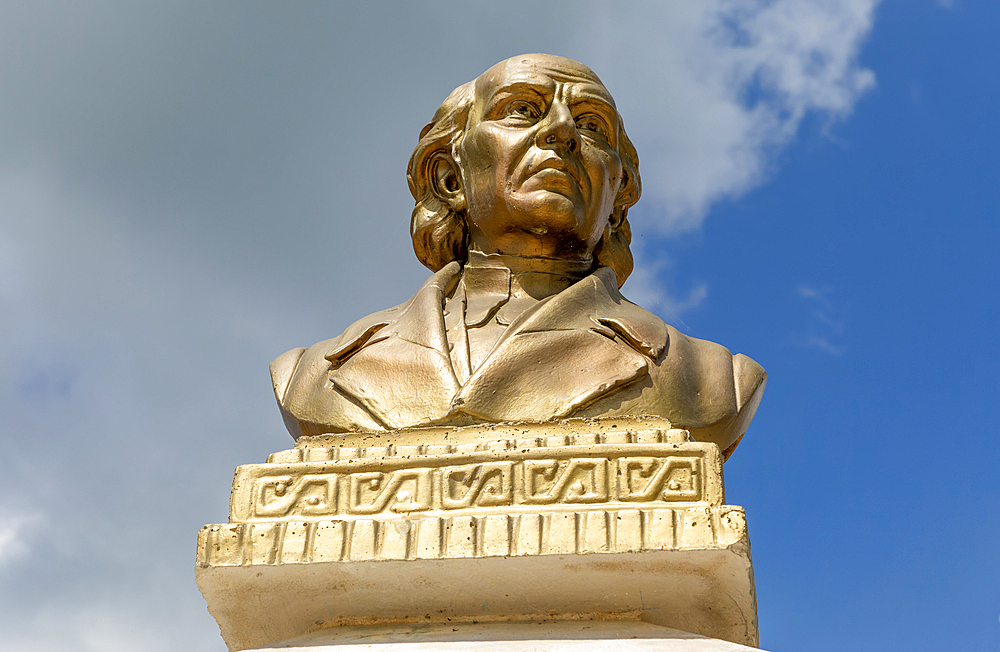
[0,2,876,649]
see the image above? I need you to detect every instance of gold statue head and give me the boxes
[407,54,641,287]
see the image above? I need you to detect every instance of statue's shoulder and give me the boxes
[269,301,409,405]
[646,325,765,457]
[732,351,766,412]
[270,346,308,404]
[658,325,765,405]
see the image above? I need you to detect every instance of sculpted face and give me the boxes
[456,54,625,261]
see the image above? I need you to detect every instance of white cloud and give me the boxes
[590,0,878,234]
[0,508,42,567]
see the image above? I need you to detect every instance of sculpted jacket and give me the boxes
[271,262,766,459]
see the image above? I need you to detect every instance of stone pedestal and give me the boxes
[196,420,760,651]
[252,621,761,651]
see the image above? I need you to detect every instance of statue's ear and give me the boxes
[596,205,633,288]
[608,205,626,233]
[428,153,465,212]
[607,168,633,233]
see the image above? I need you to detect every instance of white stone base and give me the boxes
[198,424,759,651]
[251,620,767,651]
[197,543,757,651]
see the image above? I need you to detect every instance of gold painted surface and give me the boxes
[196,56,768,652]
[288,416,690,451]
[228,427,723,522]
[197,421,757,650]
[198,505,747,566]
[270,54,765,460]
[208,425,732,562]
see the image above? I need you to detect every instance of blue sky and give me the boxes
[0,2,997,650]
[679,3,1000,648]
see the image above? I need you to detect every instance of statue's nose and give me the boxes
[536,102,578,154]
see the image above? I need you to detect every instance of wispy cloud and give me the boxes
[624,252,709,327]
[799,333,846,356]
[793,283,846,355]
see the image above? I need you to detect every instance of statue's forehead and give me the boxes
[474,55,616,108]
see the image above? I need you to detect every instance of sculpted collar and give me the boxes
[460,250,596,328]
[459,257,511,328]
[322,262,669,428]
[326,262,667,364]
[465,250,593,278]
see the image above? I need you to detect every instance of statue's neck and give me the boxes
[465,250,592,300]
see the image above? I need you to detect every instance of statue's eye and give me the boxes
[575,115,608,138]
[504,101,540,121]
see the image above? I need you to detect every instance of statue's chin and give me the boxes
[499,195,603,256]
[507,189,586,225]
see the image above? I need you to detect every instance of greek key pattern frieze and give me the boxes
[241,453,711,520]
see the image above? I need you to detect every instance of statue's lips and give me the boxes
[522,158,580,191]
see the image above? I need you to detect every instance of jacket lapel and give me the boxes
[451,267,668,422]
[329,263,463,429]
[327,264,669,428]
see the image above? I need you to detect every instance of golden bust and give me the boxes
[270,54,765,459]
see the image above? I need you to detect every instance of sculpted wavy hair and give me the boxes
[406,79,642,288]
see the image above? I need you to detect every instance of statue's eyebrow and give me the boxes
[571,96,618,121]
[485,80,554,108]
[568,82,616,109]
